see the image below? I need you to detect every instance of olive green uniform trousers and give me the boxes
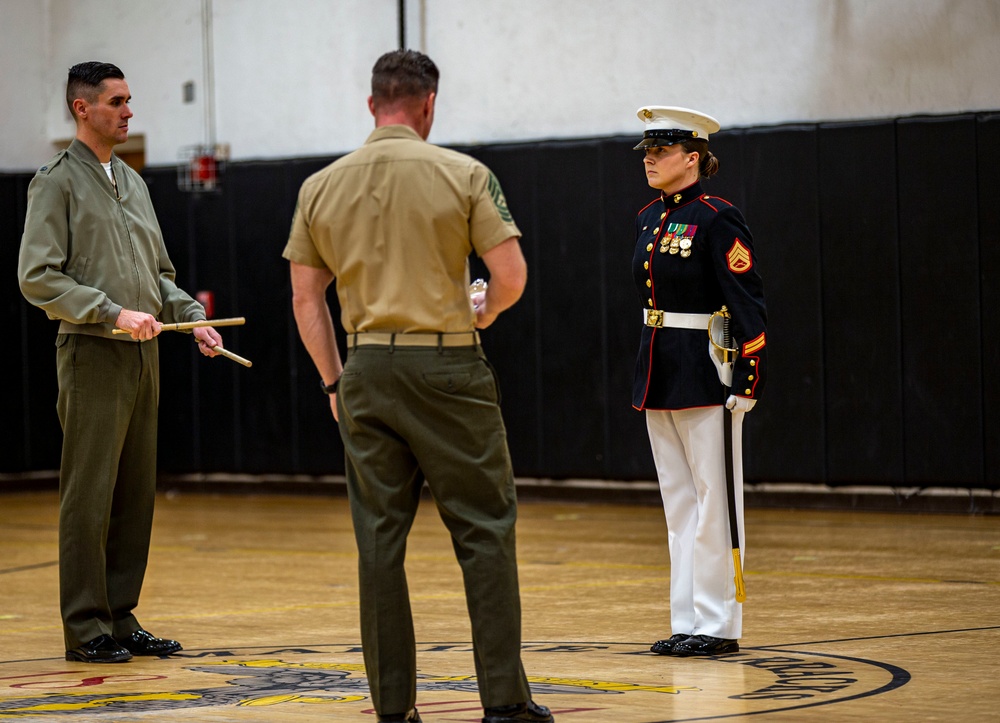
[337,343,531,715]
[56,334,159,650]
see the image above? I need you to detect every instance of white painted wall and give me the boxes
[2,0,999,170]
[426,0,1000,144]
[1,0,49,167]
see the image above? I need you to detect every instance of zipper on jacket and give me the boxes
[112,164,144,312]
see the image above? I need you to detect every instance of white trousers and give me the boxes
[646,406,745,640]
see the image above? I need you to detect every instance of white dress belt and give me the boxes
[643,309,712,330]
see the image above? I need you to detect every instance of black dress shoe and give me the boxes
[483,700,554,723]
[650,633,690,655]
[378,709,421,722]
[116,629,183,656]
[671,634,739,657]
[65,634,132,663]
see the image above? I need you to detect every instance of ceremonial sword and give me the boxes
[710,306,747,603]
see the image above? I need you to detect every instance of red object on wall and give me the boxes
[193,155,217,184]
[196,290,215,319]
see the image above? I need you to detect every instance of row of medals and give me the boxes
[661,234,693,257]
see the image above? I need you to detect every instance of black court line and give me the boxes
[0,641,914,722]
[4,640,916,723]
[0,561,58,575]
[641,648,911,723]
[755,624,1000,648]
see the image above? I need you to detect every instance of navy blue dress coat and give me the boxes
[632,181,768,410]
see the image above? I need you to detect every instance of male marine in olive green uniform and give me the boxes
[18,62,224,663]
[283,50,553,723]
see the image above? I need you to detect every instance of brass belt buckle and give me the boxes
[647,310,664,327]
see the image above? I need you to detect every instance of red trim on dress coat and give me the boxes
[639,327,656,409]
[634,402,723,412]
[638,197,660,214]
[638,203,673,409]
[738,355,761,397]
[698,195,733,212]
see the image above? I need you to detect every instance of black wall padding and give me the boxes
[740,126,826,483]
[459,145,545,477]
[2,175,29,470]
[818,121,905,484]
[897,116,983,485]
[978,114,1000,488]
[598,139,666,480]
[6,111,999,490]
[284,157,352,475]
[522,142,607,478]
[3,174,62,474]
[463,139,664,481]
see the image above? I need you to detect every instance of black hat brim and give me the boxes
[632,136,681,150]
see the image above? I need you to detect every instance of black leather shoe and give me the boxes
[378,709,421,722]
[671,634,739,657]
[483,700,554,723]
[116,629,183,656]
[650,633,690,655]
[65,634,132,663]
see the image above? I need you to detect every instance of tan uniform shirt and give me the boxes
[282,125,520,334]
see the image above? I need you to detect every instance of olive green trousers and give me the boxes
[337,344,531,715]
[56,334,159,650]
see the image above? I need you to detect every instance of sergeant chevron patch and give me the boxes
[727,238,752,273]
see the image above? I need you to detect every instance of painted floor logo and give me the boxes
[0,642,909,721]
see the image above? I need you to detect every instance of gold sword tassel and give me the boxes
[733,549,746,603]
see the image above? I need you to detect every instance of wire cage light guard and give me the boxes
[177,143,229,192]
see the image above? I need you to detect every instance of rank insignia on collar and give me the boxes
[727,238,752,273]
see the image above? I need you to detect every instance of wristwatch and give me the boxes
[320,377,340,395]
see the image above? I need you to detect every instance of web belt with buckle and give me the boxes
[643,310,713,330]
[349,331,481,349]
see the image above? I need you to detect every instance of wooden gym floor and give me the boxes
[1,489,998,722]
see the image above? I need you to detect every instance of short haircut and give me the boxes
[66,61,125,116]
[371,49,439,106]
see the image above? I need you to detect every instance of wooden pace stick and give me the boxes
[211,346,252,368]
[112,317,246,335]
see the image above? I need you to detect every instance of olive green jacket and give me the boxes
[17,139,204,339]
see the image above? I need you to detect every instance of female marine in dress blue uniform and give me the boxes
[631,107,767,657]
